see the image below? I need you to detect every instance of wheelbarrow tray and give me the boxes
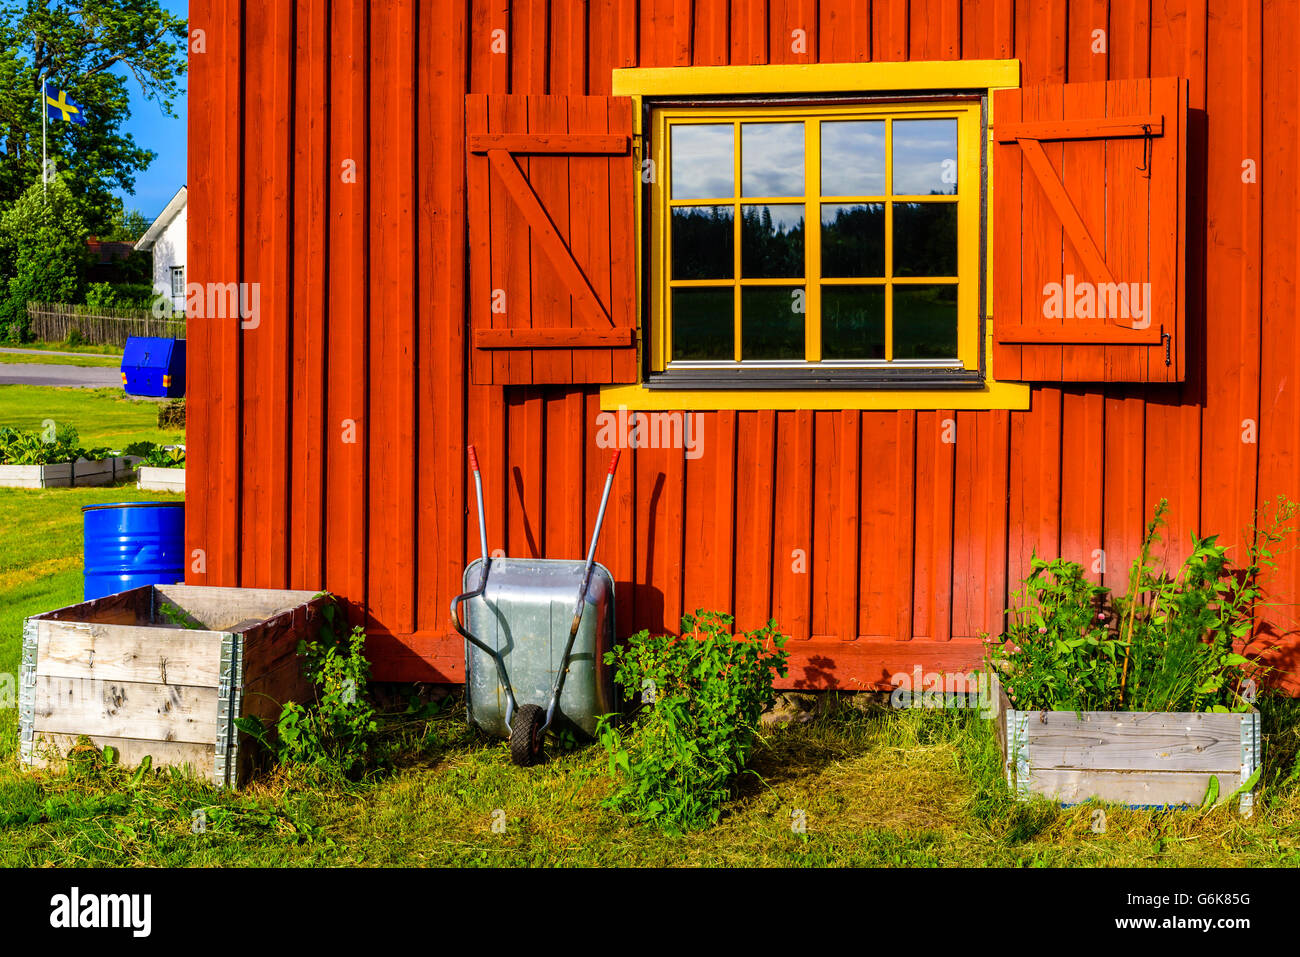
[462,557,616,739]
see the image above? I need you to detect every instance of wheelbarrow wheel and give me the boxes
[510,705,546,766]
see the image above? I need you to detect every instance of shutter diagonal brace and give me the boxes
[997,116,1165,345]
[484,148,616,330]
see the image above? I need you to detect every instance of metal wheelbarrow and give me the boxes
[451,445,621,766]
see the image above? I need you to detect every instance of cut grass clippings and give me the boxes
[1,702,1298,867]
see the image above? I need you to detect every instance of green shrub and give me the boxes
[83,282,117,309]
[235,601,379,781]
[597,611,789,833]
[988,496,1299,713]
[104,282,156,307]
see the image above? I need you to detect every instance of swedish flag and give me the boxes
[43,82,87,126]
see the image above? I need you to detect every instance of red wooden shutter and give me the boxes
[992,77,1188,382]
[466,94,638,386]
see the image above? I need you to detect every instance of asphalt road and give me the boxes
[0,363,122,388]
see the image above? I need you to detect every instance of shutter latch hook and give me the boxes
[1138,123,1152,175]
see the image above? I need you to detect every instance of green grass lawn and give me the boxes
[0,385,182,449]
[0,352,122,368]
[4,340,125,356]
[0,690,1297,866]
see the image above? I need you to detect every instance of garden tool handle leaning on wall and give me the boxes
[450,444,521,730]
[545,449,621,730]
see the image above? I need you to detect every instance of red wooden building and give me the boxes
[185,0,1300,693]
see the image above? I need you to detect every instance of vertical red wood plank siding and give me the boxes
[950,0,1012,646]
[240,1,293,590]
[324,0,369,622]
[467,0,510,575]
[1056,10,1107,591]
[187,0,242,589]
[413,0,469,671]
[186,0,1300,693]
[1200,0,1262,564]
[733,411,777,633]
[587,1,638,644]
[1102,14,1154,594]
[1145,0,1205,561]
[1257,0,1300,691]
[289,0,329,593]
[366,1,418,636]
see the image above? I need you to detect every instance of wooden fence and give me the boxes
[26,302,185,347]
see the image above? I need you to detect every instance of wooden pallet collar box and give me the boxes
[19,584,329,788]
[990,678,1261,815]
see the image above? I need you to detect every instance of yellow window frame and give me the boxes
[652,102,980,371]
[604,60,1030,412]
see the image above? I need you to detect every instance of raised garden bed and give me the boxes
[19,584,328,787]
[0,456,138,489]
[136,465,185,493]
[991,678,1260,815]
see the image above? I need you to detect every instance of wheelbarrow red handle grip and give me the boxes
[468,444,480,475]
[608,449,621,475]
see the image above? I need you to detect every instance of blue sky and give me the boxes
[112,0,188,221]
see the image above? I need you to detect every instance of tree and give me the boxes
[0,173,89,339]
[103,206,149,241]
[0,0,188,233]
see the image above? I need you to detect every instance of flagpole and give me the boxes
[40,73,47,197]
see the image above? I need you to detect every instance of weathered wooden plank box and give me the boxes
[19,584,328,788]
[991,679,1261,815]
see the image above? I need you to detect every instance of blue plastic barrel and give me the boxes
[82,502,185,601]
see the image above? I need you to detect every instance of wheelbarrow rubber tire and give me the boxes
[510,705,546,766]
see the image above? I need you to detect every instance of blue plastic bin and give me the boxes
[121,336,186,398]
[82,501,186,601]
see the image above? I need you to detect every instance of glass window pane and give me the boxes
[893,284,958,359]
[741,286,805,360]
[822,286,885,360]
[741,122,804,197]
[821,121,886,196]
[741,204,804,279]
[672,205,734,280]
[892,119,958,195]
[671,124,734,199]
[821,203,885,278]
[672,288,734,360]
[893,202,957,277]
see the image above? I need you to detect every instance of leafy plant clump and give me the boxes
[0,424,108,465]
[124,440,185,468]
[988,496,1298,714]
[597,611,789,833]
[235,601,379,781]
